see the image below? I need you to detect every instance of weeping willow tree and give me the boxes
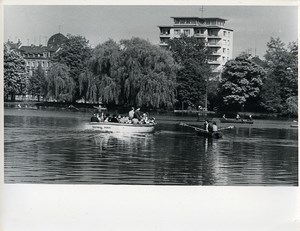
[47,63,76,102]
[82,38,178,108]
[86,39,123,105]
[120,37,178,108]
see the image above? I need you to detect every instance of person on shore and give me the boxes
[212,121,218,132]
[236,114,240,120]
[129,107,135,120]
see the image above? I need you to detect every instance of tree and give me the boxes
[219,54,266,111]
[47,63,76,102]
[4,44,28,101]
[167,36,212,109]
[84,38,178,108]
[120,38,178,108]
[51,34,92,101]
[28,63,48,101]
[260,37,298,114]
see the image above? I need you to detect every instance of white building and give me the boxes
[158,17,233,76]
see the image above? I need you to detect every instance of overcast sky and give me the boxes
[4,5,298,58]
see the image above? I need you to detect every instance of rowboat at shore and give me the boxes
[84,122,156,133]
[219,118,254,124]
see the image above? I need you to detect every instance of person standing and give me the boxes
[134,108,142,120]
[203,120,209,132]
[129,107,135,120]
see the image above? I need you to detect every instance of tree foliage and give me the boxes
[51,34,92,100]
[260,37,298,114]
[167,36,212,108]
[82,38,178,108]
[4,44,28,100]
[47,63,76,102]
[219,54,266,110]
[28,63,48,101]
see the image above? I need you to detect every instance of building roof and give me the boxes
[158,25,233,31]
[19,45,59,54]
[47,33,67,47]
[171,17,228,21]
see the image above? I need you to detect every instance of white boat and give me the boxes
[83,122,156,133]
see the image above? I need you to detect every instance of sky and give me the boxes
[3,5,298,58]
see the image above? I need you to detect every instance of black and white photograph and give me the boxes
[1,1,299,230]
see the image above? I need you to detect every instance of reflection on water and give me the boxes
[4,108,298,185]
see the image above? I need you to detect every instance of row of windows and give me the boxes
[23,52,51,58]
[173,19,225,26]
[208,56,230,62]
[26,60,49,68]
[170,28,231,38]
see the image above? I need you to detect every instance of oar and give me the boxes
[218,126,234,131]
[179,122,206,131]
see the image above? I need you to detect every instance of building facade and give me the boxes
[6,33,67,76]
[158,17,233,76]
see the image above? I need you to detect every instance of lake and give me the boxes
[4,108,298,186]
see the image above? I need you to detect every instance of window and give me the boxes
[209,56,218,62]
[227,49,229,54]
[174,29,181,35]
[222,56,225,62]
[223,39,226,45]
[184,29,190,36]
[228,40,230,45]
[200,29,205,34]
[223,31,226,36]
[228,32,230,37]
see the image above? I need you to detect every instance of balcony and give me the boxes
[160,33,171,38]
[194,33,206,38]
[207,60,220,64]
[159,42,169,46]
[207,43,222,47]
[207,34,222,39]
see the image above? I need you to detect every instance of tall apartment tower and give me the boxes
[158,17,233,76]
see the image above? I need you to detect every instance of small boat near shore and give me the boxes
[219,118,254,124]
[84,122,156,133]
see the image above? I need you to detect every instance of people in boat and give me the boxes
[104,113,111,122]
[132,118,139,124]
[212,121,218,132]
[140,113,150,124]
[203,120,209,132]
[222,114,226,119]
[236,114,240,120]
[208,122,213,132]
[110,114,119,123]
[134,108,142,120]
[129,107,135,119]
[91,114,100,122]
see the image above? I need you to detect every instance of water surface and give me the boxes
[4,108,298,185]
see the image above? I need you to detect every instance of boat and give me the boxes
[290,124,298,128]
[84,122,156,133]
[196,129,223,139]
[219,118,254,124]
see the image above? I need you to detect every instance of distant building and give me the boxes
[6,33,67,76]
[158,17,234,76]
